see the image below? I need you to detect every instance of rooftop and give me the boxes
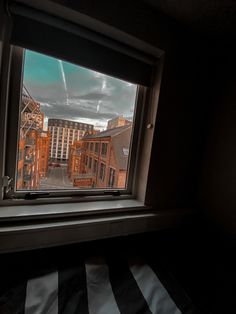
[83,124,132,139]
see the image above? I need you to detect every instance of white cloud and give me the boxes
[40,102,52,107]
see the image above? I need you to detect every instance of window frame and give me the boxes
[0,47,164,206]
[2,46,147,201]
[0,2,165,208]
[0,1,173,254]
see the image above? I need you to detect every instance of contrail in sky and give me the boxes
[96,79,106,113]
[97,100,102,113]
[58,60,69,105]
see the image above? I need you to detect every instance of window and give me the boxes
[95,143,100,154]
[101,143,108,156]
[93,159,98,174]
[9,49,139,194]
[99,163,106,181]
[108,168,115,187]
[88,157,92,169]
[85,156,88,166]
[1,1,163,205]
[123,148,129,156]
[0,1,165,254]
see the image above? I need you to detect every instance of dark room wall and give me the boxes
[197,47,236,235]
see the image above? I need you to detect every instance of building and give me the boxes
[38,131,50,178]
[68,124,132,188]
[107,116,131,130]
[17,87,50,190]
[67,141,83,180]
[48,119,94,161]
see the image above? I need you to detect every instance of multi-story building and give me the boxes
[67,141,83,179]
[38,131,50,178]
[48,119,94,161]
[68,124,132,188]
[17,86,50,190]
[107,116,131,130]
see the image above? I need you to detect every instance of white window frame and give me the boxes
[0,0,177,253]
[3,47,148,200]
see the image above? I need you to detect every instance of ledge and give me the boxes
[0,199,148,221]
[0,199,195,253]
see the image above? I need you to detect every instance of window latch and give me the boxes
[2,176,14,195]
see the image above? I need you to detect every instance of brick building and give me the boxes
[68,124,132,188]
[67,141,83,180]
[38,131,50,178]
[48,119,94,161]
[107,116,131,130]
[17,87,50,190]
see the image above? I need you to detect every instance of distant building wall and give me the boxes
[17,89,50,190]
[68,126,131,189]
[117,170,127,188]
[38,131,50,178]
[107,116,131,130]
[17,137,25,189]
[68,141,83,179]
[48,119,94,161]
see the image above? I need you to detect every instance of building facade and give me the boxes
[17,87,50,190]
[107,116,131,130]
[68,125,132,189]
[48,119,94,161]
[67,141,83,180]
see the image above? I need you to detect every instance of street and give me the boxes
[40,165,76,189]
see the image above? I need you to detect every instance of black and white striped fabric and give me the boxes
[0,257,188,314]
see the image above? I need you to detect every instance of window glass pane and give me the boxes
[17,49,137,191]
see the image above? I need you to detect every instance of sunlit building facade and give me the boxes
[48,119,94,161]
[107,116,131,130]
[68,124,132,188]
[17,87,50,190]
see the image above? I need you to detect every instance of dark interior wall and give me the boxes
[0,1,6,76]
[197,46,236,235]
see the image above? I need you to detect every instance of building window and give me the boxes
[88,157,92,169]
[93,159,98,174]
[2,3,163,208]
[101,143,108,156]
[95,143,100,154]
[99,163,106,181]
[0,2,165,256]
[108,168,115,187]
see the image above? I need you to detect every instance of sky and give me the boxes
[23,50,137,130]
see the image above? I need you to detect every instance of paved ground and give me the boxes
[40,166,76,189]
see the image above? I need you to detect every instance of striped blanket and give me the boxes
[0,257,196,314]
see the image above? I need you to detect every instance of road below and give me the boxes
[40,166,76,189]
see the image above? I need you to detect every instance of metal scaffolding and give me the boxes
[20,84,41,138]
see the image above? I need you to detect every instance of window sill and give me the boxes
[0,199,194,253]
[0,199,147,222]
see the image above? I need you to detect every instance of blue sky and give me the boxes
[23,50,137,130]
